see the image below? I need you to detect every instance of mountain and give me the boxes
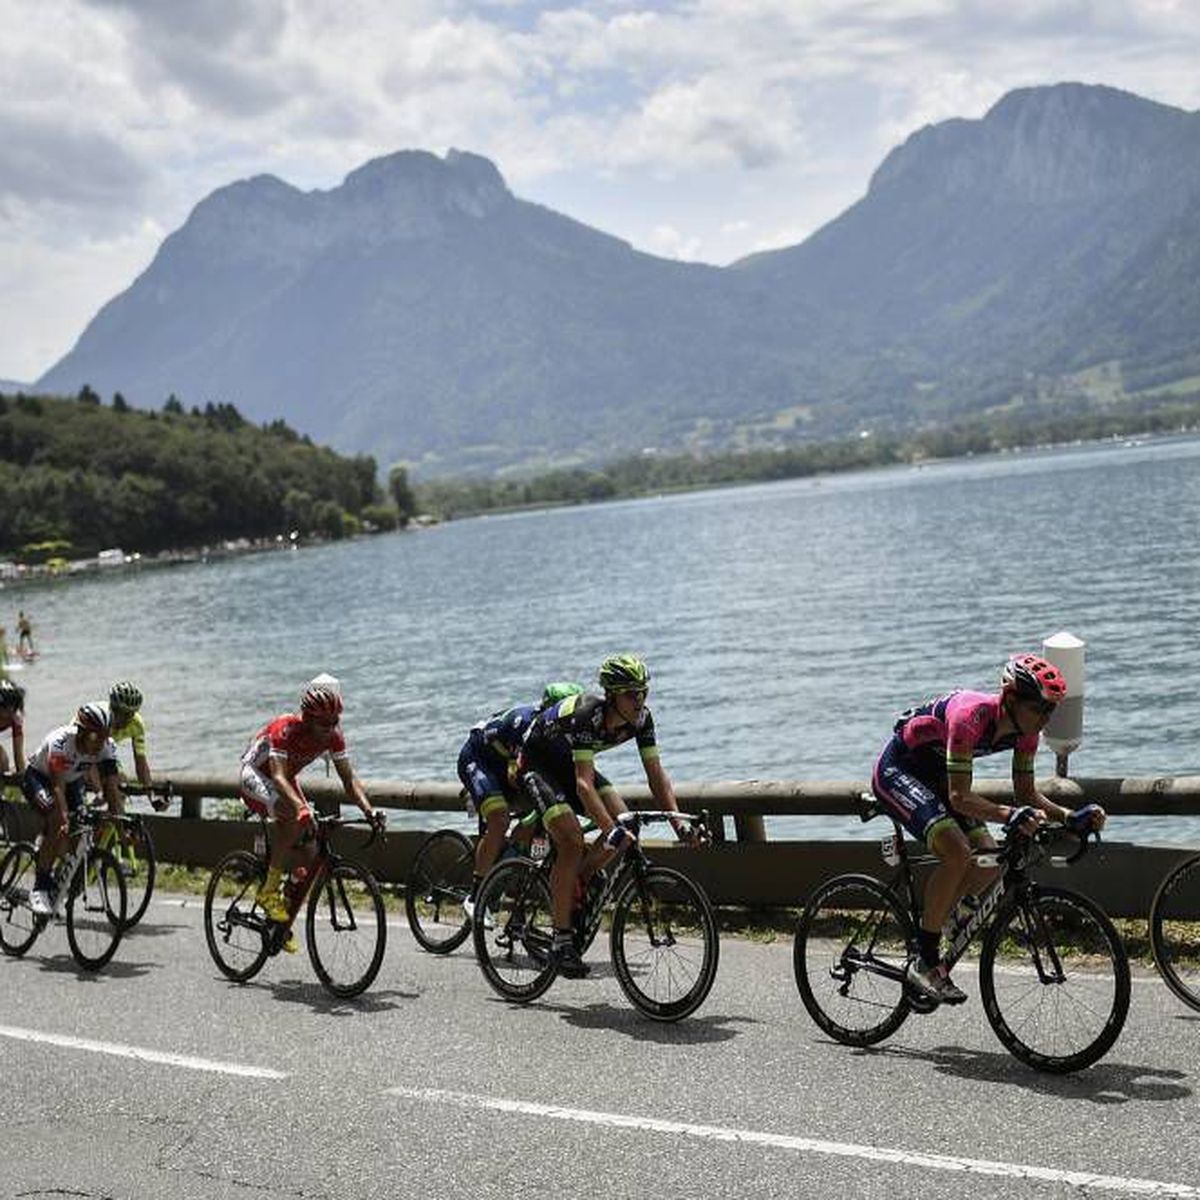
[0,380,30,394]
[36,84,1200,473]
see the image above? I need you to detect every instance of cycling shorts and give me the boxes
[457,734,517,819]
[22,768,86,814]
[518,767,615,825]
[871,736,987,847]
[240,764,309,819]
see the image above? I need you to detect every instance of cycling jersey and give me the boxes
[110,711,147,756]
[873,690,1039,845]
[473,703,539,761]
[458,703,540,817]
[241,713,347,780]
[893,691,1038,780]
[28,724,119,782]
[517,692,655,821]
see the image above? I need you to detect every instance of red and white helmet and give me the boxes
[1001,654,1067,704]
[300,683,343,721]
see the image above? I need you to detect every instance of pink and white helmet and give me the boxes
[1001,654,1067,704]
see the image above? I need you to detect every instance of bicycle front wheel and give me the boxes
[472,859,557,1004]
[0,842,43,957]
[610,867,719,1021]
[204,851,270,983]
[980,885,1130,1073]
[116,821,157,929]
[66,847,127,970]
[306,860,387,998]
[793,873,914,1046]
[1150,852,1200,1011]
[405,829,474,954]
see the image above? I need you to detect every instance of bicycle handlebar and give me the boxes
[1003,821,1098,867]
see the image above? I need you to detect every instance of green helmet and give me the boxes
[109,680,143,712]
[542,681,585,706]
[598,655,650,693]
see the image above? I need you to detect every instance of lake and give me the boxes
[9,433,1200,843]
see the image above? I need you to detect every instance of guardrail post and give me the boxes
[733,813,767,843]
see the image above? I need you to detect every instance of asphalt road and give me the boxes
[1,895,1197,1199]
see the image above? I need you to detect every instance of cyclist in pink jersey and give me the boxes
[872,653,1106,1004]
[240,681,381,925]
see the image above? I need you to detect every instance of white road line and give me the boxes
[386,1086,1200,1197]
[0,1024,286,1079]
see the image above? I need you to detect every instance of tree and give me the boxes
[77,384,101,405]
[163,394,184,414]
[388,465,416,525]
[113,392,129,412]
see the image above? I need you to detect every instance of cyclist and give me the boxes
[517,654,691,978]
[239,681,382,935]
[23,703,122,916]
[871,653,1106,1005]
[0,677,25,776]
[457,681,584,920]
[107,680,164,804]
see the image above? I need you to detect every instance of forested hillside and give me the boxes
[0,388,404,558]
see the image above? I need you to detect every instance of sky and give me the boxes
[1,0,1199,384]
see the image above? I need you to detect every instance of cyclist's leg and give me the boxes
[239,766,295,922]
[457,740,510,897]
[23,769,62,906]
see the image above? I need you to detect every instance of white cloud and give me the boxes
[2,0,1199,378]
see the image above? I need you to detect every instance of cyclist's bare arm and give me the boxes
[100,768,124,814]
[132,750,152,788]
[267,756,308,812]
[574,760,615,833]
[12,728,23,771]
[333,756,376,819]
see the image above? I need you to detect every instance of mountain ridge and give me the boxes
[36,82,1200,475]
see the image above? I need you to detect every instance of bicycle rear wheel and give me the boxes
[610,866,719,1021]
[405,829,474,954]
[0,842,43,957]
[793,873,914,1046]
[980,885,1130,1073]
[66,847,127,970]
[204,850,270,983]
[1150,852,1200,1011]
[306,860,387,998]
[115,821,157,929]
[472,859,557,1003]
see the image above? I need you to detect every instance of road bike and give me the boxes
[204,812,388,998]
[472,810,718,1022]
[793,793,1130,1073]
[1149,849,1200,1010]
[0,806,128,970]
[406,809,545,954]
[93,783,174,930]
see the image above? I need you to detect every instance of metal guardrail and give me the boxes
[152,772,1200,826]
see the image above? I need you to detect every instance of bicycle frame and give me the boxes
[853,809,1088,993]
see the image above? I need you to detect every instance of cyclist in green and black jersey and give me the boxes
[517,654,690,977]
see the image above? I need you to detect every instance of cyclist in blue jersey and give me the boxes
[517,654,691,978]
[872,653,1106,1004]
[457,681,584,919]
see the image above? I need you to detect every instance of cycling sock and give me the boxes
[261,866,283,895]
[469,875,482,900]
[917,928,941,966]
[35,869,53,891]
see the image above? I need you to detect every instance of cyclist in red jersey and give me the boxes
[239,681,381,927]
[871,653,1106,1004]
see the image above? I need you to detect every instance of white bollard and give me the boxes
[1041,632,1085,776]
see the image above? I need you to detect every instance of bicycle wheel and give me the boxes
[472,859,557,1003]
[1150,852,1200,1011]
[115,821,157,929]
[204,850,270,983]
[610,866,719,1021]
[793,873,914,1046]
[0,842,43,957]
[66,846,127,970]
[405,829,474,954]
[306,860,387,998]
[980,885,1130,1073]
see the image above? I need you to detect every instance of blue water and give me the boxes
[9,433,1200,843]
